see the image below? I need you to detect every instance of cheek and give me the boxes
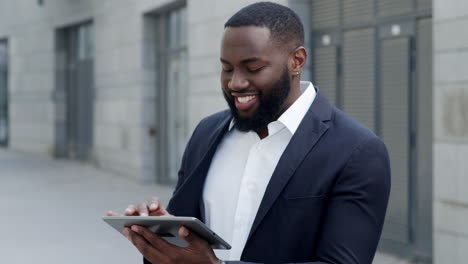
[220,75,229,89]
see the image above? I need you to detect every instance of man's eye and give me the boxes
[222,68,233,73]
[247,66,265,73]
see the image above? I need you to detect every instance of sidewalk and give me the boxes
[0,149,408,264]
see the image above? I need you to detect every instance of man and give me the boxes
[107,2,391,263]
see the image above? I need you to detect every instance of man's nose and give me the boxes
[228,71,249,91]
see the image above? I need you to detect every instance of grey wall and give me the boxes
[0,0,175,180]
[433,0,468,263]
[0,0,287,182]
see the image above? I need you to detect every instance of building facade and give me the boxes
[433,0,468,263]
[0,0,467,263]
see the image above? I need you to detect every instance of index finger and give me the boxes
[124,204,136,216]
[149,197,160,211]
[138,202,149,216]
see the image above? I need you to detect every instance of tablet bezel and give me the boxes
[102,216,231,250]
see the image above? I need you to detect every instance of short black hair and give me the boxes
[224,2,304,50]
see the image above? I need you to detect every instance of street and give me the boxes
[0,149,407,263]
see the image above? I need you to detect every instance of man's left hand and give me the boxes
[124,225,221,264]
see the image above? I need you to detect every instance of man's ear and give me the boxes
[289,46,307,77]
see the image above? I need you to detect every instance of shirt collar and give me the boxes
[228,81,317,135]
[277,81,316,134]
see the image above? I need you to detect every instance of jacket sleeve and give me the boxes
[312,135,391,264]
[227,136,390,264]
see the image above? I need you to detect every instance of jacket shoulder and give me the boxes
[197,110,231,129]
[330,106,381,144]
[184,109,231,155]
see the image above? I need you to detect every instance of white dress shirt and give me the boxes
[202,81,317,260]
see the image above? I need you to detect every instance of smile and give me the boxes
[232,93,258,111]
[236,95,257,103]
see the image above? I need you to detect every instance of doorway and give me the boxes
[55,22,94,161]
[153,5,188,185]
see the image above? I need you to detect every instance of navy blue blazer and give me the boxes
[145,91,391,264]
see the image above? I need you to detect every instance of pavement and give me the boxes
[0,149,410,264]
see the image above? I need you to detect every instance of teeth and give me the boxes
[237,95,256,103]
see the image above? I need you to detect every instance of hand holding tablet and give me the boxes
[103,216,231,249]
[104,197,228,264]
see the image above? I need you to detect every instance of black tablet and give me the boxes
[103,216,231,250]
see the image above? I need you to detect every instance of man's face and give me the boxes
[220,26,292,132]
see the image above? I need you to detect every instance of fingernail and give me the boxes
[131,226,139,232]
[140,212,148,216]
[149,203,157,210]
[125,208,132,212]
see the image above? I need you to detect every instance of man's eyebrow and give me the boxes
[220,57,263,64]
[220,58,231,64]
[240,57,261,64]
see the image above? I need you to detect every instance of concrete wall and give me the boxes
[0,0,288,182]
[0,0,170,180]
[433,0,468,263]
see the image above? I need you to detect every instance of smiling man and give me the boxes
[112,2,391,264]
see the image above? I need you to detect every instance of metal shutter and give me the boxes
[378,0,413,17]
[314,46,338,105]
[343,0,373,25]
[342,28,376,132]
[311,0,340,29]
[417,0,432,10]
[380,37,411,243]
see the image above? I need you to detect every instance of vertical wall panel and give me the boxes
[414,18,433,255]
[380,37,410,243]
[378,0,413,17]
[343,0,373,24]
[311,0,340,29]
[342,28,376,132]
[314,46,338,105]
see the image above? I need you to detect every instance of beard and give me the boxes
[223,68,291,132]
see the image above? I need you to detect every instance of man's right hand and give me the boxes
[106,196,171,217]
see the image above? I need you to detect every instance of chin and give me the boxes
[236,111,253,118]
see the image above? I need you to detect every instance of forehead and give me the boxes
[221,26,279,61]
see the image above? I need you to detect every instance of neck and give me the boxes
[256,127,269,139]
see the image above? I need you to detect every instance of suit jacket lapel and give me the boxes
[168,113,231,220]
[247,92,333,242]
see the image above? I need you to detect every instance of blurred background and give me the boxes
[0,0,465,263]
